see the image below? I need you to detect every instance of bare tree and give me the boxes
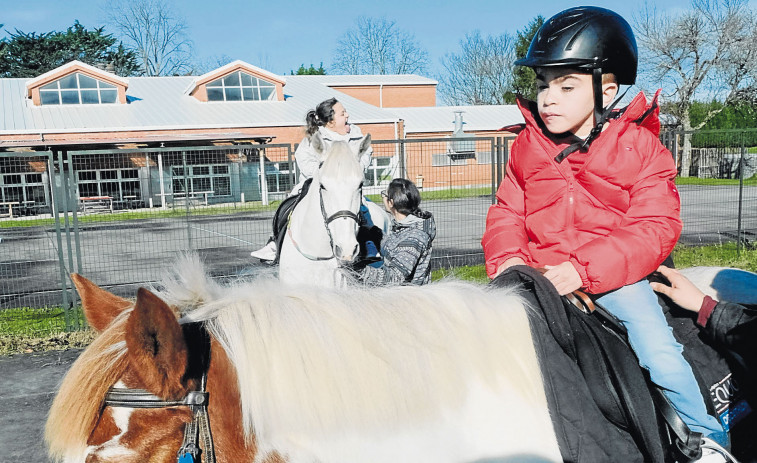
[634,0,757,176]
[331,17,429,75]
[106,0,194,76]
[437,31,516,105]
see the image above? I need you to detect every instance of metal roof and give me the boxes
[391,105,524,134]
[299,74,438,86]
[0,74,399,135]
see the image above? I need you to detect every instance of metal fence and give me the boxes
[0,136,508,325]
[661,128,757,247]
[1,129,755,333]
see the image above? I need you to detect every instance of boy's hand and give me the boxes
[543,262,583,295]
[650,265,706,312]
[493,257,527,278]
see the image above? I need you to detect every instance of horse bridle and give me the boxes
[288,184,361,261]
[103,322,215,463]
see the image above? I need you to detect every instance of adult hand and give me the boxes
[650,265,707,312]
[493,256,527,278]
[543,262,583,295]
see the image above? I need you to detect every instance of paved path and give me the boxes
[0,349,82,463]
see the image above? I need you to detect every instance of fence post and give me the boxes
[490,138,497,204]
[737,133,745,255]
[399,139,406,179]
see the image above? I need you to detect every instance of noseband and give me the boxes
[103,323,214,463]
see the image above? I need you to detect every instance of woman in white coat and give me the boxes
[251,98,374,261]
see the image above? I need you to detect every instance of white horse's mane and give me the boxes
[159,255,545,449]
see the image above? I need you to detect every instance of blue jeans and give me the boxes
[596,280,724,438]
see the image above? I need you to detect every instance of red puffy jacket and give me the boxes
[482,92,682,294]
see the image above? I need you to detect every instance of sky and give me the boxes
[0,0,729,79]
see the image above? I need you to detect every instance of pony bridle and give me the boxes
[288,184,361,262]
[103,323,215,463]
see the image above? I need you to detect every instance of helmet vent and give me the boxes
[565,23,590,51]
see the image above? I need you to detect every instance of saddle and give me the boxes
[492,266,707,463]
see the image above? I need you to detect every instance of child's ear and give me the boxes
[602,81,619,107]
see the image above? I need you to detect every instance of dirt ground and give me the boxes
[0,349,82,463]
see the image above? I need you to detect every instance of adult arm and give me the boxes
[651,265,757,353]
[570,135,682,293]
[294,137,320,180]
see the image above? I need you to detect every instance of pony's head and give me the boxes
[45,273,255,462]
[300,131,371,263]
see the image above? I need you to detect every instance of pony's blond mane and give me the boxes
[165,258,544,450]
[46,255,547,461]
[45,309,131,462]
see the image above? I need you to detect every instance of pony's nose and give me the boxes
[335,243,359,261]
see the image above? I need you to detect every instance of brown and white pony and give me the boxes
[45,255,561,462]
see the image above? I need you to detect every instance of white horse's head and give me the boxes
[300,131,371,263]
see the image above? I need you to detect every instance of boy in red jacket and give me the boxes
[482,6,727,448]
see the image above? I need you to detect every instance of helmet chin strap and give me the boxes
[554,68,629,163]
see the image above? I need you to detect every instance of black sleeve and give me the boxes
[706,301,757,356]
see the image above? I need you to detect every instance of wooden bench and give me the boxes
[79,196,113,214]
[0,201,19,218]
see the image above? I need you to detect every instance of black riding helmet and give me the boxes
[516,6,639,161]
[515,6,637,84]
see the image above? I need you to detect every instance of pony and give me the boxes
[278,132,390,287]
[46,255,562,462]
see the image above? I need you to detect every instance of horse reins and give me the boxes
[103,322,215,463]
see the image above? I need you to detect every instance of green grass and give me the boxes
[0,201,280,228]
[430,243,756,283]
[0,306,85,335]
[675,175,757,186]
[672,242,757,272]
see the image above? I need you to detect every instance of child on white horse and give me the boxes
[482,6,728,449]
[251,98,378,262]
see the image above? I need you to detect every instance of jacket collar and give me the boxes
[516,91,661,140]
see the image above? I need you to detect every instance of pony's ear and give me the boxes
[126,288,188,400]
[358,133,371,157]
[310,130,326,156]
[71,273,132,333]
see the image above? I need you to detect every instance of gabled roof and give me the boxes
[185,60,286,96]
[25,60,129,98]
[0,74,398,135]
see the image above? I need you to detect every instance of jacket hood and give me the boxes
[394,212,436,240]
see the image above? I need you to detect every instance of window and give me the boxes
[266,161,293,193]
[205,71,276,101]
[365,157,395,187]
[1,172,47,204]
[77,169,141,199]
[171,164,231,196]
[39,73,118,105]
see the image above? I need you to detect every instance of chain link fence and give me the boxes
[661,128,757,247]
[1,129,755,333]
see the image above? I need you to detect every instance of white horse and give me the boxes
[278,132,389,287]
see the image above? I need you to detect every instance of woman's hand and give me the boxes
[650,265,707,312]
[543,262,583,295]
